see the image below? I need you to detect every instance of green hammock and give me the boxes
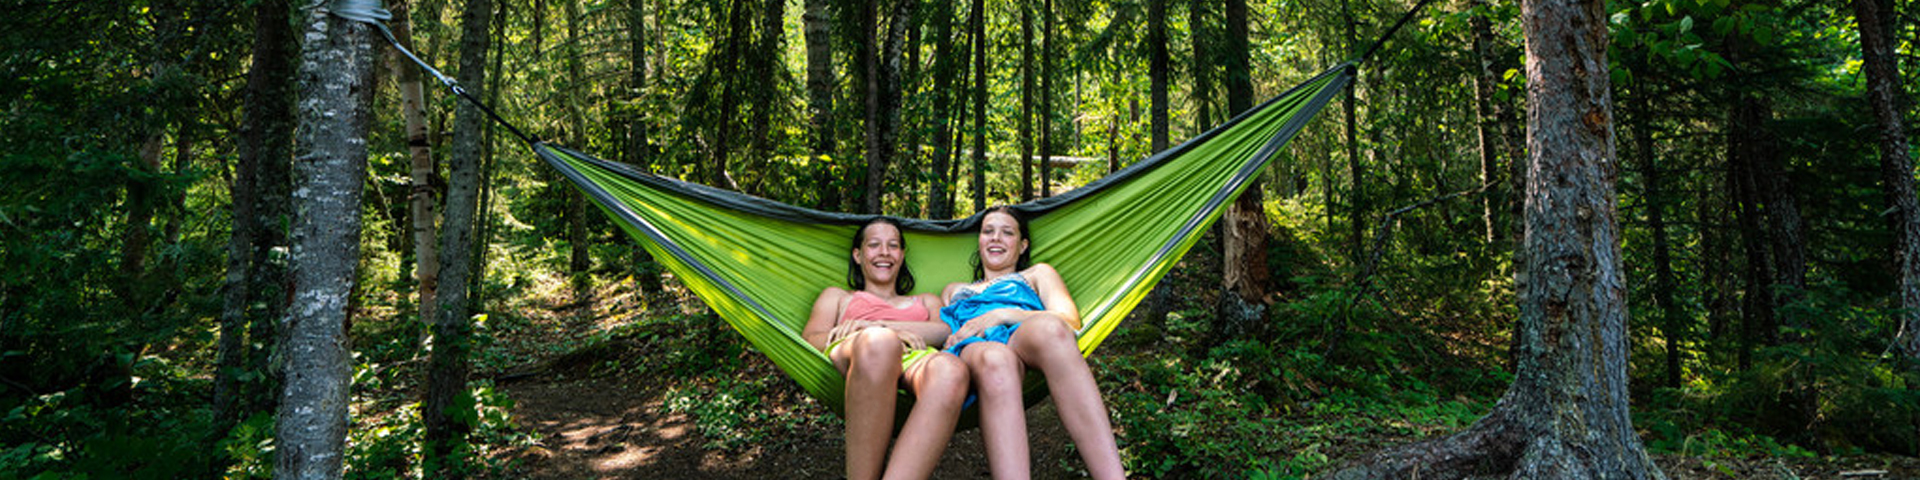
[536,63,1351,415]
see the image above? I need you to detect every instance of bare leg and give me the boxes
[833,328,904,480]
[961,342,1029,480]
[881,352,968,480]
[1009,317,1124,480]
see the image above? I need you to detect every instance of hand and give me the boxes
[945,310,1016,347]
[896,331,927,351]
[827,320,877,346]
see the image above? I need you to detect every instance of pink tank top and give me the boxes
[843,291,930,322]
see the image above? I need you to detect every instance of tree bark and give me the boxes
[929,0,957,219]
[1855,0,1920,360]
[1149,0,1169,153]
[1039,0,1053,199]
[626,0,664,301]
[805,0,838,210]
[564,0,591,295]
[218,0,297,436]
[751,0,784,155]
[1218,0,1268,341]
[423,0,493,473]
[1020,1,1034,202]
[1469,0,1511,244]
[628,0,653,168]
[1190,0,1213,131]
[861,0,911,214]
[1342,0,1365,268]
[970,0,988,212]
[390,0,441,341]
[276,5,375,479]
[1328,0,1667,476]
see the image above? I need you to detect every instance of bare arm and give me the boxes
[802,288,850,351]
[945,264,1082,345]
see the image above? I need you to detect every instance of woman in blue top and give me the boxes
[940,207,1123,480]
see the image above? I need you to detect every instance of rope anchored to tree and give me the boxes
[327,0,539,146]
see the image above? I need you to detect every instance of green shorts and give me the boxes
[828,337,939,369]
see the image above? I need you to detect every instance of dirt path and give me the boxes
[496,372,1083,479]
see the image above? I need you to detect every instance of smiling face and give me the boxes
[977,210,1029,275]
[854,221,906,288]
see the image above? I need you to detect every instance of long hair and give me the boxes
[970,206,1033,281]
[847,218,915,295]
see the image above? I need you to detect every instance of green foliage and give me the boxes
[1640,283,1920,455]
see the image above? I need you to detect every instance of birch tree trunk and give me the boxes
[390,0,440,338]
[1327,0,1667,475]
[423,0,493,473]
[276,5,375,478]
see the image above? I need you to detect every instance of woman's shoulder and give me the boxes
[814,286,852,304]
[914,292,945,310]
[1023,263,1061,279]
[939,281,970,300]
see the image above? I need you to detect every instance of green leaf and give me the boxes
[1678,15,1693,33]
[1713,16,1734,36]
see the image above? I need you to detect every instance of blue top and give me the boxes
[941,272,1043,353]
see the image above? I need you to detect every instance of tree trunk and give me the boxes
[628,0,653,168]
[1628,84,1683,389]
[1855,0,1920,360]
[805,0,839,210]
[1039,0,1054,199]
[862,0,912,214]
[1020,1,1034,202]
[1328,0,1667,476]
[751,0,784,155]
[1130,0,1174,327]
[1342,0,1365,268]
[218,0,297,437]
[625,0,664,300]
[1726,102,1774,368]
[1190,0,1212,131]
[1218,0,1268,342]
[1149,0,1169,153]
[565,0,591,296]
[276,6,374,479]
[423,0,493,473]
[390,0,440,341]
[970,0,988,212]
[929,0,956,219]
[1469,0,1508,244]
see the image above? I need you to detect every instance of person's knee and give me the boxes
[1024,314,1076,343]
[965,345,1023,394]
[850,329,903,381]
[920,354,970,404]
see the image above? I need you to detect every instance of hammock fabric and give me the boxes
[535,63,1352,415]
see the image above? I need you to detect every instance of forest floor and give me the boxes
[473,275,1920,479]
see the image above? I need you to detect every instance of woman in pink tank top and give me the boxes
[802,218,968,480]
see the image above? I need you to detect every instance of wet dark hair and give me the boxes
[971,206,1033,281]
[847,218,915,295]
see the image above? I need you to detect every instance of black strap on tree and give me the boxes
[328,0,539,146]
